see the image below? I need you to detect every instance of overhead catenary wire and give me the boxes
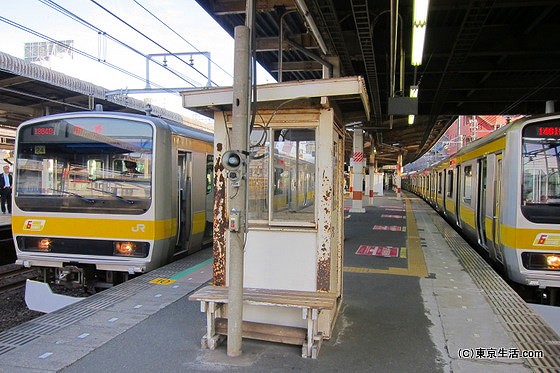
[37,0,201,89]
[89,0,209,87]
[132,0,233,81]
[0,15,172,93]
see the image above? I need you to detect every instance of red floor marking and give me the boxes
[372,225,403,231]
[356,245,400,257]
[381,214,405,219]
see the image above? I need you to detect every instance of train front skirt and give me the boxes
[24,279,85,313]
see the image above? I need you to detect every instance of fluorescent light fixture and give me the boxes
[411,0,430,66]
[408,85,418,125]
[413,0,430,25]
[408,114,415,125]
[411,24,426,66]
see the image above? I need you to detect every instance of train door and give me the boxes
[455,165,462,228]
[492,155,504,262]
[446,168,455,220]
[476,158,488,249]
[442,170,447,213]
[203,154,214,244]
[176,151,192,254]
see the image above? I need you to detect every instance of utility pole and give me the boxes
[227,0,253,358]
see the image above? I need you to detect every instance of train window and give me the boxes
[15,117,153,214]
[521,126,560,223]
[437,172,442,194]
[463,166,472,203]
[247,127,316,225]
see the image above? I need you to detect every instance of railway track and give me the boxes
[0,264,39,294]
[0,224,16,265]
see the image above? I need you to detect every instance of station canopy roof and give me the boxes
[194,0,560,166]
[1,1,559,166]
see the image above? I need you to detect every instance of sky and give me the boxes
[0,0,276,123]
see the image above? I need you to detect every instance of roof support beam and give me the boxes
[209,0,295,15]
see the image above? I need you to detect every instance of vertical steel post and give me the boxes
[397,153,403,199]
[227,25,250,357]
[368,151,376,205]
[350,129,365,213]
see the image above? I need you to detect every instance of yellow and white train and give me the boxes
[12,111,214,290]
[404,114,560,303]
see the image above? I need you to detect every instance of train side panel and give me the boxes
[405,114,560,296]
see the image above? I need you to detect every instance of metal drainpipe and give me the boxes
[279,10,297,83]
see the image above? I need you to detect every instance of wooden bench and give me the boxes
[188,285,338,358]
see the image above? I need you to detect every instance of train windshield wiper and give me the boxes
[49,188,96,204]
[87,187,135,204]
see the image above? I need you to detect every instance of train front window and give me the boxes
[521,122,560,223]
[15,117,153,214]
[247,127,316,226]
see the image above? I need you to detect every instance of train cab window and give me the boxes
[463,166,472,204]
[247,127,316,226]
[15,117,153,214]
[521,122,560,223]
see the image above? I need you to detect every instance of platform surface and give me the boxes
[0,191,558,372]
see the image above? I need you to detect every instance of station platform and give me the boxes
[0,191,559,372]
[0,214,11,227]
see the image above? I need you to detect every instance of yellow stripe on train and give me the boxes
[500,225,560,251]
[12,216,178,240]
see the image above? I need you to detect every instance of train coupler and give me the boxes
[55,266,85,288]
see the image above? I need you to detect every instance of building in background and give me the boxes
[405,115,523,172]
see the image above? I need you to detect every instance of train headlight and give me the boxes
[38,238,52,251]
[522,252,560,271]
[546,254,560,269]
[17,237,52,252]
[113,241,148,257]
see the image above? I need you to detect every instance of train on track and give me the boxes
[403,113,560,304]
[12,111,214,292]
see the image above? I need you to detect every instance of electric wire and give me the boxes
[38,0,199,90]
[89,0,208,87]
[0,15,168,92]
[0,86,89,110]
[132,0,233,81]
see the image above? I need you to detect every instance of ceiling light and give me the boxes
[408,86,418,125]
[413,0,430,25]
[411,24,427,66]
[411,0,430,66]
